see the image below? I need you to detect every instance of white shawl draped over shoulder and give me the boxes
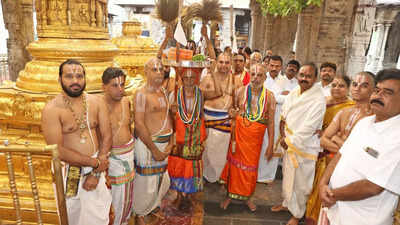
[281,84,326,156]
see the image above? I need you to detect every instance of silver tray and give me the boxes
[162,59,210,68]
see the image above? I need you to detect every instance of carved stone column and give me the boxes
[377,22,392,71]
[249,0,263,49]
[1,0,34,81]
[263,14,298,62]
[294,5,321,64]
[345,0,376,77]
[397,54,400,69]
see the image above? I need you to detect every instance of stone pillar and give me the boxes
[294,5,322,64]
[377,22,392,71]
[1,0,34,81]
[397,54,400,69]
[365,23,385,73]
[249,0,263,49]
[345,0,376,77]
[263,14,297,63]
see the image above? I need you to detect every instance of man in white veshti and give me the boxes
[319,68,400,225]
[271,62,326,225]
[101,67,135,225]
[201,53,241,183]
[133,58,174,225]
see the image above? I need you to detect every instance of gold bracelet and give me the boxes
[93,158,100,170]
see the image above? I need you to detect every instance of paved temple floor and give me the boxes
[202,166,304,225]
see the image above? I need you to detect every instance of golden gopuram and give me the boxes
[0,0,156,224]
[112,19,159,78]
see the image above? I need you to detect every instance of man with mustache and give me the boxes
[42,59,112,225]
[257,55,284,184]
[318,62,337,97]
[133,58,174,225]
[220,63,276,211]
[232,53,250,85]
[306,71,375,224]
[101,67,135,225]
[319,68,400,225]
[271,63,326,225]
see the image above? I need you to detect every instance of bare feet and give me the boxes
[220,197,231,210]
[286,216,299,225]
[271,204,288,212]
[246,200,257,212]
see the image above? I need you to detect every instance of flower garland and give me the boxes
[177,86,202,125]
[244,85,267,122]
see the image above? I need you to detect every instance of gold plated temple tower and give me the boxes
[0,0,125,224]
[112,19,159,78]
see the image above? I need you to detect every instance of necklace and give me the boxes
[63,93,88,144]
[244,85,266,122]
[177,86,201,125]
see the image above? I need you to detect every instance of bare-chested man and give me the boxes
[133,58,173,225]
[42,59,112,225]
[220,63,276,211]
[201,53,242,183]
[320,71,375,154]
[101,67,134,225]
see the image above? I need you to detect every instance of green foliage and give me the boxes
[256,0,323,16]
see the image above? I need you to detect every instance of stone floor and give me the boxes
[202,166,303,225]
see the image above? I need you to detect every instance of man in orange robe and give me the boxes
[168,67,207,210]
[220,63,276,211]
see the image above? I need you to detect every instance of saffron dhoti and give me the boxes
[220,116,267,200]
[109,138,135,225]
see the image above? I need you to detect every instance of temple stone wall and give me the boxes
[1,0,34,81]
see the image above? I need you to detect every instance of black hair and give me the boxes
[234,52,246,62]
[269,55,283,64]
[102,67,126,84]
[302,62,318,78]
[335,74,351,87]
[287,59,300,70]
[244,46,252,56]
[320,62,337,72]
[59,59,85,77]
[375,68,400,83]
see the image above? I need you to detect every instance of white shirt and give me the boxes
[276,74,298,92]
[328,115,400,225]
[317,81,332,97]
[264,72,284,104]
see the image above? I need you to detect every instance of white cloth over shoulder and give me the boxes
[280,83,326,219]
[328,115,400,225]
[281,84,326,155]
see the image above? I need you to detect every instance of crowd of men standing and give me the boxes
[41,27,400,225]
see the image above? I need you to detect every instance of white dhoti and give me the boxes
[64,165,112,225]
[109,138,135,225]
[282,150,316,218]
[133,135,170,216]
[257,103,281,183]
[280,84,326,219]
[202,106,231,183]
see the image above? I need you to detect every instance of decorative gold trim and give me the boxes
[27,152,43,225]
[6,152,22,224]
